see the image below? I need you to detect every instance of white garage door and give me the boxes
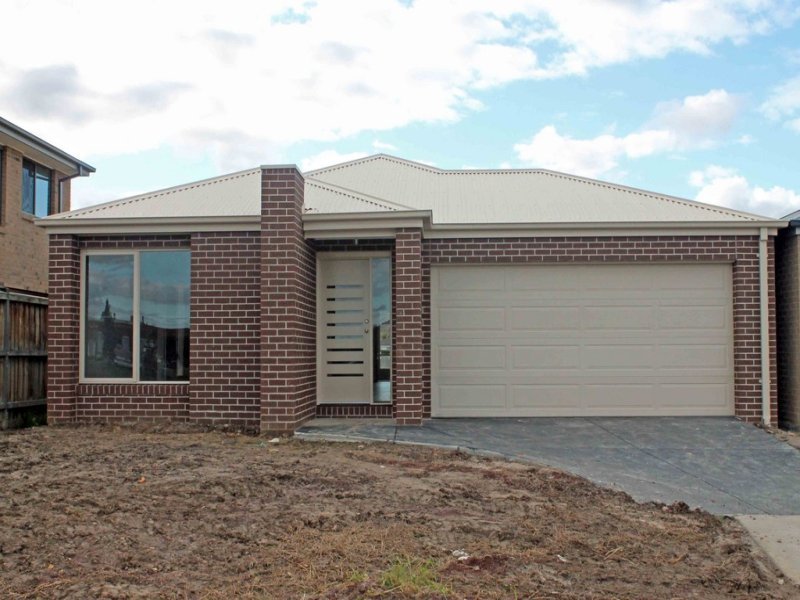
[431,263,734,417]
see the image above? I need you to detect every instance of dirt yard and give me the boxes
[0,426,795,599]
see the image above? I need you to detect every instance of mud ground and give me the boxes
[0,425,795,599]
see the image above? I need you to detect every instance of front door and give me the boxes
[318,255,392,404]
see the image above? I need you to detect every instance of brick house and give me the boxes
[39,155,785,433]
[777,210,800,430]
[1,116,94,294]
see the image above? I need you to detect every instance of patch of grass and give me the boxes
[347,568,368,584]
[380,556,450,596]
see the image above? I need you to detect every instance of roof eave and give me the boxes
[0,116,95,176]
[36,215,259,234]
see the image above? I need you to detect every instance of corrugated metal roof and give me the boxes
[307,155,766,223]
[58,168,261,219]
[49,153,774,224]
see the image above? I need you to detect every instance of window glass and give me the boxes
[371,257,391,403]
[34,167,51,218]
[139,251,191,381]
[22,161,35,214]
[84,255,134,378]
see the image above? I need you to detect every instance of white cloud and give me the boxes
[300,150,369,172]
[689,165,800,217]
[761,76,800,131]
[514,89,742,176]
[372,140,398,151]
[0,0,790,173]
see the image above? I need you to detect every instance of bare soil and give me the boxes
[0,425,795,599]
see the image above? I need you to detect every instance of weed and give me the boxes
[380,556,450,596]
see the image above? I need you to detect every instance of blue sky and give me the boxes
[2,0,800,216]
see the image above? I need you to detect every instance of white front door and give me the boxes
[318,257,373,403]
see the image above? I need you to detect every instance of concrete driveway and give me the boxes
[296,417,800,516]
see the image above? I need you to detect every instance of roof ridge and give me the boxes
[306,177,417,211]
[304,179,400,212]
[305,153,443,177]
[57,168,260,220]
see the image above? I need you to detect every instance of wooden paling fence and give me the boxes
[0,288,48,429]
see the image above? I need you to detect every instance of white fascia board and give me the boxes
[425,221,786,238]
[37,215,259,235]
[303,210,432,238]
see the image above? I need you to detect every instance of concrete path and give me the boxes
[296,416,800,516]
[737,516,800,584]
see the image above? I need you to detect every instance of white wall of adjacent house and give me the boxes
[431,263,735,417]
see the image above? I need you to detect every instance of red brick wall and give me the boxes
[75,384,189,421]
[394,229,424,425]
[422,235,778,424]
[190,231,261,430]
[260,167,317,433]
[47,228,779,429]
[47,234,81,423]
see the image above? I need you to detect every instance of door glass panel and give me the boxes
[371,257,391,403]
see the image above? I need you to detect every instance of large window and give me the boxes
[22,159,52,218]
[83,250,190,382]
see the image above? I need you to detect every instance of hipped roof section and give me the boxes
[45,153,780,226]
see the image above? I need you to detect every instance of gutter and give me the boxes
[56,165,93,213]
[759,227,772,426]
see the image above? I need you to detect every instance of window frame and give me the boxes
[21,158,53,218]
[79,248,191,384]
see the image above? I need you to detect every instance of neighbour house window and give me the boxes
[22,159,52,218]
[83,250,190,382]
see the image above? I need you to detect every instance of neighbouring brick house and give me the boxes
[39,155,785,433]
[777,210,800,430]
[0,116,94,294]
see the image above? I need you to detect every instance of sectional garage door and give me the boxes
[431,263,734,417]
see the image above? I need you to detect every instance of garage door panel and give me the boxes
[438,345,505,370]
[438,267,505,292]
[657,306,728,329]
[582,345,655,369]
[583,306,654,329]
[511,345,581,369]
[438,307,505,331]
[509,307,581,330]
[658,345,730,369]
[511,385,581,409]
[659,384,731,409]
[439,385,505,410]
[431,264,734,417]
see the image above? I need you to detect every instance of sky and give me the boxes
[2,0,800,217]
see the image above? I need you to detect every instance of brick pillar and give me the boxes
[394,228,423,425]
[47,234,80,423]
[260,166,316,434]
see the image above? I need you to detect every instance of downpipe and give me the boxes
[759,227,771,427]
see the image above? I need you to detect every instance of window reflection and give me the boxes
[84,255,134,378]
[140,251,191,381]
[372,257,391,403]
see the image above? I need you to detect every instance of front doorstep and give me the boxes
[295,418,398,442]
